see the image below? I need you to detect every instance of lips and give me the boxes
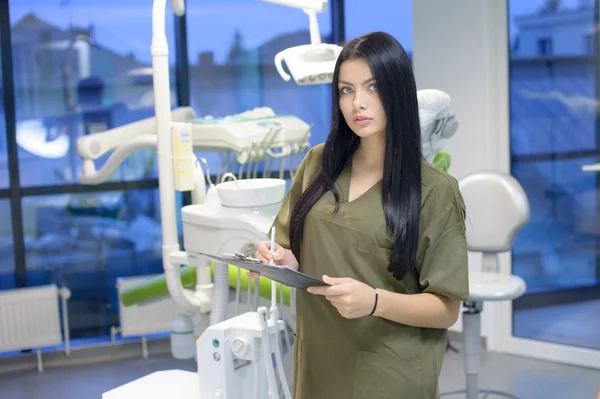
[353,115,372,125]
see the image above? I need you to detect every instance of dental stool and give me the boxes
[442,171,530,399]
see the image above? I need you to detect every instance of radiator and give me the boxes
[113,275,180,358]
[0,285,71,371]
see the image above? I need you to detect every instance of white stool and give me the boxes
[442,171,530,399]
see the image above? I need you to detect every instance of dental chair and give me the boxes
[443,171,530,399]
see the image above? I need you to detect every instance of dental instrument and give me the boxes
[187,108,311,169]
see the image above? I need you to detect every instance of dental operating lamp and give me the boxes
[263,0,342,85]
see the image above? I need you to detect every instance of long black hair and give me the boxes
[289,32,422,281]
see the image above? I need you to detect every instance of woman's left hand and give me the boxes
[307,276,376,319]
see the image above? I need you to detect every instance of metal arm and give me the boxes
[79,135,157,184]
[77,107,195,162]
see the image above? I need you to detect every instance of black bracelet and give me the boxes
[369,288,379,316]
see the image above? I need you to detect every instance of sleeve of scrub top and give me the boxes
[268,148,312,250]
[418,192,469,302]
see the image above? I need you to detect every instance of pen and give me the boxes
[270,226,276,322]
[269,226,276,267]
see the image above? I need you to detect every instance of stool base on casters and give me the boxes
[440,301,520,399]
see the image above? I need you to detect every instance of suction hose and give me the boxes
[210,261,230,325]
[259,307,279,399]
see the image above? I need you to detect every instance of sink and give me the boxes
[216,178,286,208]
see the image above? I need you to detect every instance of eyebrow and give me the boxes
[338,77,375,86]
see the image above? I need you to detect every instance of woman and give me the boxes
[254,31,469,399]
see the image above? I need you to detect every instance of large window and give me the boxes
[508,0,600,350]
[4,0,181,340]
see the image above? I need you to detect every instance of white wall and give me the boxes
[412,0,510,342]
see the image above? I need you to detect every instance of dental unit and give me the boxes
[74,0,459,397]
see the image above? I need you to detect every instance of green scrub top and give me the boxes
[272,144,469,399]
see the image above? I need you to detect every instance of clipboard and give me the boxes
[197,252,330,290]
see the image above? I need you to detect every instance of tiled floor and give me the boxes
[0,339,598,399]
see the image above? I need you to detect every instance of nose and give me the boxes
[353,89,367,110]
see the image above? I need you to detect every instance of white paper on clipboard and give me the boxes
[197,252,330,290]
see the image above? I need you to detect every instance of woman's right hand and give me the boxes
[248,241,299,279]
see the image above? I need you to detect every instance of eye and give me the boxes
[369,84,377,92]
[340,87,353,95]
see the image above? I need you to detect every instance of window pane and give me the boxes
[1,26,8,189]
[10,1,179,187]
[509,0,600,351]
[22,188,177,340]
[0,32,13,289]
[187,0,332,176]
[509,1,596,156]
[512,157,599,293]
[344,0,413,57]
[0,199,15,290]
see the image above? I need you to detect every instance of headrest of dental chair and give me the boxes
[458,171,530,253]
[418,89,458,140]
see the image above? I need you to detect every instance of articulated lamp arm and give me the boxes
[262,0,327,45]
[76,107,196,184]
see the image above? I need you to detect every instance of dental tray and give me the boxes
[185,114,311,155]
[197,252,330,290]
